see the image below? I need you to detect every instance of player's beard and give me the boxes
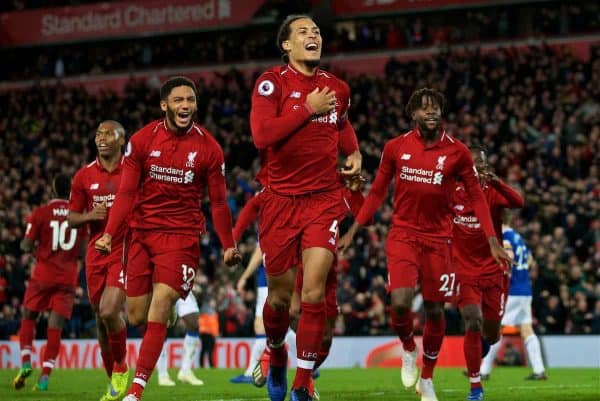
[416,117,440,140]
[166,107,195,133]
[304,58,320,68]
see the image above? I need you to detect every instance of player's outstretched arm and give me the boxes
[486,173,525,209]
[233,195,261,243]
[206,146,240,266]
[236,245,263,294]
[97,139,142,254]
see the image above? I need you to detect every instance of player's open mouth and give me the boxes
[176,112,191,125]
[98,143,108,150]
[305,43,319,52]
[425,118,438,123]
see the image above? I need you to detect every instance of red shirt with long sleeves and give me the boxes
[69,157,125,266]
[25,199,81,286]
[104,120,234,249]
[250,64,358,195]
[356,128,495,240]
[453,179,524,277]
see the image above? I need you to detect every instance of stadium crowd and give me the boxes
[1,1,598,81]
[0,41,598,341]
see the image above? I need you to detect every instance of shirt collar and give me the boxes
[414,126,448,148]
[95,156,124,173]
[163,119,197,136]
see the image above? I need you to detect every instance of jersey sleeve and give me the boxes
[206,140,235,249]
[337,82,359,156]
[488,179,524,209]
[24,207,41,241]
[104,133,144,237]
[456,146,496,239]
[233,194,260,242]
[250,71,313,150]
[69,169,88,213]
[355,141,396,226]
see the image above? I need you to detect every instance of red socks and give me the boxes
[128,322,166,399]
[41,327,62,377]
[314,336,332,370]
[108,328,128,372]
[263,302,290,368]
[464,330,483,389]
[391,310,416,352]
[421,318,445,379]
[19,319,35,365]
[293,301,325,390]
[100,347,114,378]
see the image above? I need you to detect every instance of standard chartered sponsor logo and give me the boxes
[92,194,116,207]
[149,164,194,184]
[399,165,444,185]
[453,215,481,228]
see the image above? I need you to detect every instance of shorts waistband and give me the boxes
[266,185,339,199]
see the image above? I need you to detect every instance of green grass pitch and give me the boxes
[2,367,598,401]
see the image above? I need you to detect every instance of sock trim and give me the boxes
[133,378,147,387]
[297,358,316,370]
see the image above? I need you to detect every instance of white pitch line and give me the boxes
[442,384,597,392]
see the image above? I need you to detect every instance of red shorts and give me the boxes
[86,261,125,306]
[23,280,75,319]
[124,230,200,298]
[386,229,454,302]
[457,272,510,321]
[295,262,339,319]
[258,188,343,276]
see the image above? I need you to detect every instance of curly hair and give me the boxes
[405,87,446,117]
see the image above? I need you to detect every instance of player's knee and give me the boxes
[390,290,412,314]
[464,315,483,332]
[98,303,119,324]
[424,303,444,321]
[301,286,325,304]
[267,292,291,312]
[391,303,411,316]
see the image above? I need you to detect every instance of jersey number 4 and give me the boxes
[49,220,78,251]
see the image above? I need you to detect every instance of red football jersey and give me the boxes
[105,120,234,249]
[24,199,81,286]
[356,128,495,239]
[250,64,358,195]
[453,180,524,277]
[70,158,125,266]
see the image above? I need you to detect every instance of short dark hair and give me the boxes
[160,76,197,100]
[53,174,71,198]
[276,14,313,64]
[405,88,446,117]
[470,144,488,155]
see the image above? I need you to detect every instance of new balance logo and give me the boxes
[90,183,99,190]
[401,153,411,160]
[290,91,301,98]
[150,150,161,157]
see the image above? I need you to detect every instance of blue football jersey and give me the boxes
[503,226,532,296]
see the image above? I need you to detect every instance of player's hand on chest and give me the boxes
[282,81,341,125]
